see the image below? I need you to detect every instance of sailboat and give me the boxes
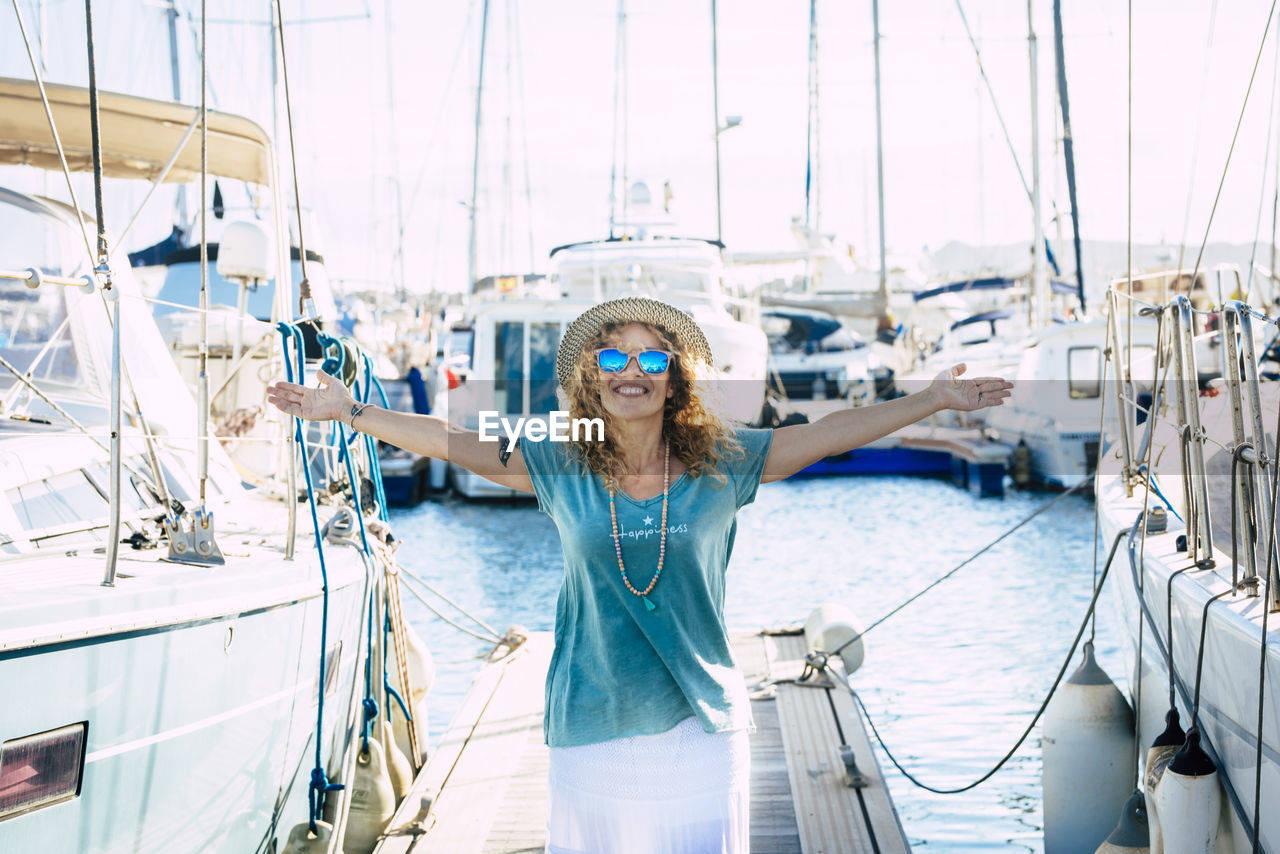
[0,18,425,850]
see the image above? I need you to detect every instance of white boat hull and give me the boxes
[0,531,370,852]
[1097,465,1280,852]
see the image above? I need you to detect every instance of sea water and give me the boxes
[389,474,1125,853]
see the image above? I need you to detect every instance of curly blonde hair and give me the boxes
[563,320,741,486]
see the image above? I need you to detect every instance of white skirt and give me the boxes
[545,716,751,854]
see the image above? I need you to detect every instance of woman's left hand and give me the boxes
[930,363,1013,412]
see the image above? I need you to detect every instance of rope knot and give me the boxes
[310,767,344,795]
[362,697,379,725]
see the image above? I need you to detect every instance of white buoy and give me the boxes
[280,821,334,854]
[1043,641,1136,853]
[803,603,865,675]
[332,739,397,854]
[1152,728,1220,854]
[381,720,414,802]
[1095,789,1149,853]
[428,457,447,491]
[1143,708,1185,854]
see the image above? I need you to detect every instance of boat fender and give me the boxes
[1095,789,1150,853]
[1144,708,1185,854]
[1153,729,1220,854]
[381,720,414,802]
[803,603,865,676]
[390,624,435,765]
[280,821,334,854]
[1042,641,1136,853]
[1011,440,1032,487]
[336,739,397,854]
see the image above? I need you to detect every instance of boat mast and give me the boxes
[385,2,408,300]
[803,0,818,291]
[1027,0,1049,329]
[711,0,723,244]
[871,0,887,316]
[165,0,188,229]
[468,0,492,289]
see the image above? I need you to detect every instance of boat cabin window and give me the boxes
[494,321,524,414]
[1068,346,1101,399]
[444,327,474,371]
[7,471,107,534]
[492,320,562,415]
[0,199,86,389]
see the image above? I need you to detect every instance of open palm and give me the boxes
[266,367,353,423]
[931,363,1013,412]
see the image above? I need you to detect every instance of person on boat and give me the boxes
[265,295,1011,854]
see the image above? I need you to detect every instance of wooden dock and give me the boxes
[375,628,909,854]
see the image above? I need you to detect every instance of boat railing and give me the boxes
[1222,301,1280,610]
[1112,283,1280,608]
[0,267,96,293]
[1105,288,1136,494]
[1169,295,1216,568]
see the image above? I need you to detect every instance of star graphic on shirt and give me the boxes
[643,515,654,526]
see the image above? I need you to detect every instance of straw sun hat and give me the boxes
[555,296,714,390]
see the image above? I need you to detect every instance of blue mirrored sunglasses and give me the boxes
[595,348,674,374]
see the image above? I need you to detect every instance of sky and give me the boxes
[2,0,1279,295]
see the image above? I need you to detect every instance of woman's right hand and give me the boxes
[266,367,353,423]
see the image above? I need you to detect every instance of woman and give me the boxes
[266,296,1011,854]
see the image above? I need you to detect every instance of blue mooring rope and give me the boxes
[318,331,381,753]
[363,354,390,522]
[277,322,344,833]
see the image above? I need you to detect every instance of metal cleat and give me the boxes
[165,508,225,565]
[840,744,868,788]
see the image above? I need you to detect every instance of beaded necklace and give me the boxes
[607,442,669,612]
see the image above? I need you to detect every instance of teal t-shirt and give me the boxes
[521,427,774,748]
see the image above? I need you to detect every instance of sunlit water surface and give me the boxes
[389,474,1123,853]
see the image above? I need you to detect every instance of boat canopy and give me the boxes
[949,308,1014,332]
[763,308,842,346]
[913,276,1077,302]
[0,77,273,185]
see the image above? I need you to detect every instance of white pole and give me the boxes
[468,0,492,289]
[872,0,888,315]
[1028,0,1048,330]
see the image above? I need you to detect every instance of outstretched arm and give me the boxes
[761,364,1012,483]
[265,369,534,493]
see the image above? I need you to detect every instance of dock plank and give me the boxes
[376,632,552,854]
[376,629,907,854]
[769,632,910,854]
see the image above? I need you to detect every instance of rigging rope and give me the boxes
[1251,367,1280,851]
[1175,0,1221,278]
[1245,31,1280,297]
[952,0,1033,206]
[9,0,96,267]
[827,480,1089,659]
[841,528,1128,795]
[1180,0,1280,298]
[271,0,315,316]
